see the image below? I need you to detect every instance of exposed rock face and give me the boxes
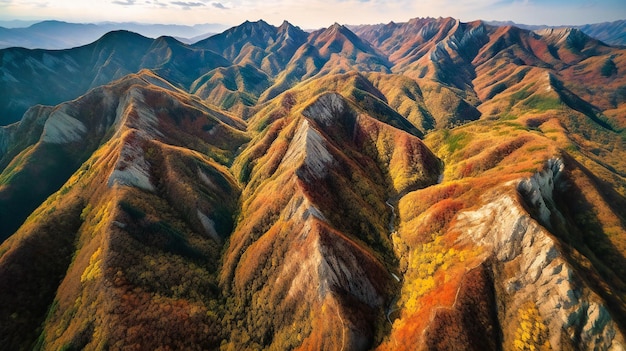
[41,107,87,144]
[107,131,154,192]
[456,160,625,350]
[280,119,334,182]
[281,221,386,308]
[302,92,348,127]
[518,158,564,225]
[113,86,164,139]
[197,209,221,243]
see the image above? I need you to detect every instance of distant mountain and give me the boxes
[1,17,626,351]
[0,20,39,28]
[578,20,626,46]
[0,30,231,125]
[0,20,226,49]
[484,19,626,46]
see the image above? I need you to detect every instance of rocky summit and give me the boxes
[1,17,626,350]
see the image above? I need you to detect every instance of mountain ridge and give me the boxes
[1,16,626,350]
[0,20,227,49]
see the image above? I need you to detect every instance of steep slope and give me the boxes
[0,31,151,125]
[0,31,230,125]
[352,18,486,127]
[263,21,310,75]
[140,35,230,88]
[372,84,626,349]
[222,89,440,349]
[193,20,308,76]
[307,23,391,74]
[1,16,626,351]
[0,70,248,350]
[0,69,247,241]
[472,25,626,141]
[251,71,425,139]
[485,19,626,46]
[194,20,277,61]
[352,17,459,64]
[355,18,626,131]
[578,20,626,46]
[190,64,272,119]
[259,23,391,103]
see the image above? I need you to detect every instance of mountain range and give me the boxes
[0,20,226,50]
[483,19,626,47]
[0,16,625,350]
[2,18,626,51]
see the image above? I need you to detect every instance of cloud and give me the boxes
[112,0,138,5]
[145,0,168,7]
[8,0,50,7]
[212,2,227,9]
[171,0,205,8]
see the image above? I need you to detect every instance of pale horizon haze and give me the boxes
[0,0,625,29]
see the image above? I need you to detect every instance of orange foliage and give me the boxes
[379,267,467,351]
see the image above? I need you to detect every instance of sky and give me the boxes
[0,0,624,29]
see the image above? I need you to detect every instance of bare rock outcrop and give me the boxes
[456,159,625,350]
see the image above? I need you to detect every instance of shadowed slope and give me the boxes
[222,90,440,349]
[0,69,247,241]
[0,69,248,350]
[0,31,230,125]
[193,20,308,76]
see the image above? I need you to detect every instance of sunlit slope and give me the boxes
[0,16,625,351]
[374,85,626,350]
[223,88,440,349]
[0,69,246,241]
[0,69,248,349]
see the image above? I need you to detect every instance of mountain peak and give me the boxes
[302,92,350,127]
[244,19,270,27]
[153,35,184,45]
[326,22,351,35]
[95,29,151,45]
[237,19,273,33]
[283,118,334,182]
[536,26,603,51]
[277,20,304,36]
[312,21,370,48]
[277,20,298,32]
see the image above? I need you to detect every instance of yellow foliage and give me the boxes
[513,302,551,351]
[401,235,466,312]
[81,247,103,283]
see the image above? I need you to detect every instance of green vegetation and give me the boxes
[0,145,34,185]
[601,58,617,77]
[487,82,507,99]
[509,85,533,106]
[523,95,562,111]
[442,130,469,154]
